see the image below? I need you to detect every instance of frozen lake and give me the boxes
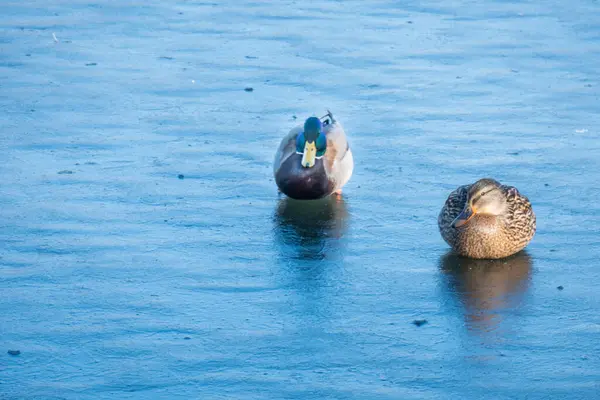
[2,0,600,398]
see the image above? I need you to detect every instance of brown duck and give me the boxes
[438,178,536,259]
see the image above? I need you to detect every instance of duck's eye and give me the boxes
[472,190,493,204]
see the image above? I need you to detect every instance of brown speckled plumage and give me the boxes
[438,179,536,259]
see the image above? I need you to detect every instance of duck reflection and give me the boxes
[439,251,532,335]
[273,196,349,261]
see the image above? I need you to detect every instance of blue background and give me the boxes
[1,1,599,398]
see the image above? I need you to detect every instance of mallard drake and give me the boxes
[273,111,353,200]
[438,178,536,259]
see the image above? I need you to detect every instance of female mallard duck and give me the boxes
[438,178,536,259]
[273,111,353,200]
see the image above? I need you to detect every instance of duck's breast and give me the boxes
[275,154,334,200]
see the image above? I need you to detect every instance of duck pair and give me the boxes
[273,112,536,260]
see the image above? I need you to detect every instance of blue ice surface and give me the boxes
[1,0,600,399]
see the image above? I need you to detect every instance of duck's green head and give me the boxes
[452,178,508,228]
[296,117,327,168]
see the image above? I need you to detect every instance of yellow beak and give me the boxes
[301,141,317,168]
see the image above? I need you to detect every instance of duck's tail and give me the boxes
[320,110,336,126]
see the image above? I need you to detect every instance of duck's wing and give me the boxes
[438,184,471,232]
[273,125,302,175]
[321,114,350,171]
[502,185,536,243]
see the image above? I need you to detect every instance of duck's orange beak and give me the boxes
[452,204,476,228]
